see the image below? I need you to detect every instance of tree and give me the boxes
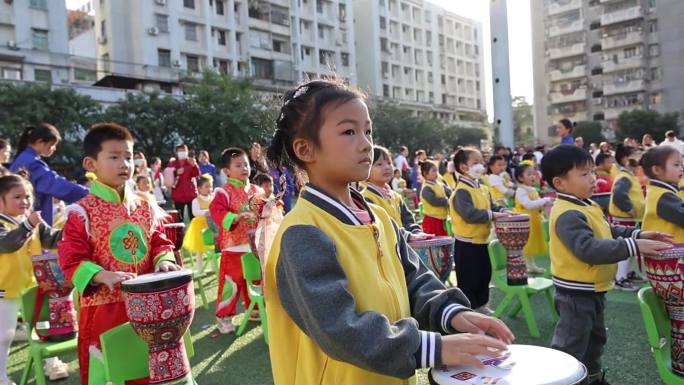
[451,126,488,147]
[573,121,605,146]
[371,102,449,154]
[616,110,679,142]
[0,82,102,169]
[512,96,534,145]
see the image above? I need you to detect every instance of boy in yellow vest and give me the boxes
[540,145,672,385]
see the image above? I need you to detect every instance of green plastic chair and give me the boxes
[445,218,454,237]
[201,228,221,276]
[179,245,209,310]
[638,287,684,385]
[97,322,195,385]
[487,240,558,338]
[542,218,550,243]
[236,252,268,344]
[19,286,78,385]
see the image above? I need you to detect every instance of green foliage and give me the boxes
[512,96,534,145]
[371,102,449,154]
[451,126,488,147]
[616,109,679,142]
[573,121,605,146]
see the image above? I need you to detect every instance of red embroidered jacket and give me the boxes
[209,179,263,250]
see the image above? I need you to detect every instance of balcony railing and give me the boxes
[549,88,587,104]
[548,42,585,60]
[604,79,645,95]
[549,64,586,81]
[547,0,582,16]
[548,19,583,37]
[601,30,643,50]
[602,56,643,73]
[601,6,642,26]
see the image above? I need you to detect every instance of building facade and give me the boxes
[532,0,684,144]
[353,0,487,126]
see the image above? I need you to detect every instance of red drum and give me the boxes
[494,214,530,286]
[31,251,77,341]
[163,223,186,265]
[643,245,684,375]
[121,269,195,385]
[409,236,454,283]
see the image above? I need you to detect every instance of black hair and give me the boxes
[614,144,638,166]
[595,152,613,167]
[253,173,273,186]
[220,147,248,168]
[640,146,681,179]
[18,123,61,154]
[267,78,367,170]
[453,147,480,175]
[176,143,188,150]
[0,174,33,201]
[196,175,213,188]
[487,155,505,174]
[419,161,437,177]
[83,123,134,159]
[515,163,534,183]
[0,138,9,151]
[522,152,536,162]
[540,145,593,189]
[559,119,574,133]
[372,145,391,165]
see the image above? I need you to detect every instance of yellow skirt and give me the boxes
[183,215,208,253]
[523,212,547,258]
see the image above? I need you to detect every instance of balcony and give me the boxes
[602,56,643,73]
[549,64,586,81]
[601,30,644,50]
[601,6,643,26]
[548,43,585,60]
[604,79,645,95]
[548,19,583,37]
[548,0,582,16]
[551,111,588,123]
[549,88,587,104]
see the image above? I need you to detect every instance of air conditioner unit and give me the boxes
[6,40,18,50]
[155,0,166,5]
[173,59,182,67]
[97,36,107,44]
[148,27,159,36]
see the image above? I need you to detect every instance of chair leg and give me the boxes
[508,300,523,318]
[494,292,514,318]
[545,289,559,321]
[33,353,47,385]
[19,351,34,385]
[194,275,208,310]
[236,302,256,336]
[258,300,268,344]
[518,293,541,338]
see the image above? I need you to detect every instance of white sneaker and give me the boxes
[0,378,18,385]
[216,317,235,334]
[44,358,69,380]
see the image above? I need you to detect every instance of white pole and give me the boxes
[490,0,514,148]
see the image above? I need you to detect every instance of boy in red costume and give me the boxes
[58,123,180,384]
[210,147,263,334]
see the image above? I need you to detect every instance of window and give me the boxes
[186,55,200,72]
[158,49,171,67]
[34,69,51,82]
[251,58,273,79]
[185,23,197,41]
[383,85,390,97]
[380,17,386,30]
[100,20,106,37]
[318,25,325,39]
[30,0,47,9]
[32,29,48,50]
[649,44,659,57]
[156,14,169,32]
[649,20,658,33]
[624,46,638,58]
[273,38,289,53]
[650,67,660,80]
[271,5,289,26]
[339,4,347,22]
[316,0,323,14]
[74,68,97,82]
[101,53,110,72]
[214,59,229,74]
[217,30,226,46]
[183,0,195,9]
[649,0,656,9]
[2,68,21,80]
[341,52,349,67]
[216,0,225,15]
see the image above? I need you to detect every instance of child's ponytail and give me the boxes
[17,123,61,154]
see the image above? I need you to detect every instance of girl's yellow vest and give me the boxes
[420,181,449,220]
[514,187,547,257]
[609,169,645,221]
[362,184,404,227]
[443,172,459,190]
[0,216,40,298]
[679,178,684,199]
[642,181,684,243]
[449,179,491,244]
[265,192,414,385]
[550,197,616,292]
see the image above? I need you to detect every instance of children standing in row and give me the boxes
[57,123,180,385]
[541,144,671,385]
[419,161,451,236]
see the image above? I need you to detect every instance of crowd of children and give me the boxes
[3,77,684,385]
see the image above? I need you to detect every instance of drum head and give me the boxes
[495,214,529,223]
[430,345,586,385]
[409,236,454,248]
[121,269,193,293]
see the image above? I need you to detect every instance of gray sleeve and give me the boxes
[393,221,471,333]
[555,210,638,265]
[399,200,421,233]
[275,225,442,378]
[612,177,634,213]
[657,192,684,228]
[452,189,492,224]
[422,185,449,207]
[443,185,453,199]
[38,224,62,249]
[0,221,34,253]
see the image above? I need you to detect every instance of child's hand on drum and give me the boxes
[639,231,674,244]
[408,232,433,241]
[492,211,512,219]
[451,311,515,344]
[440,333,509,369]
[636,239,673,255]
[93,270,137,290]
[156,260,181,272]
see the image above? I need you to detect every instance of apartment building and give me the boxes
[532,0,684,143]
[353,0,486,126]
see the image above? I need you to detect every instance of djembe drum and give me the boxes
[494,214,530,286]
[408,236,454,283]
[31,250,77,341]
[121,269,195,385]
[163,223,186,265]
[643,245,684,375]
[429,344,586,385]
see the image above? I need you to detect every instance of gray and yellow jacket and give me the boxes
[362,182,421,234]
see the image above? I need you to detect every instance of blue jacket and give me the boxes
[561,135,575,145]
[10,148,88,225]
[269,166,295,213]
[199,163,218,186]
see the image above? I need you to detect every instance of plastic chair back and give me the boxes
[201,228,214,247]
[487,240,507,272]
[20,286,49,335]
[638,287,671,349]
[241,253,262,284]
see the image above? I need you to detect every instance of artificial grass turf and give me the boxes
[7,272,664,385]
